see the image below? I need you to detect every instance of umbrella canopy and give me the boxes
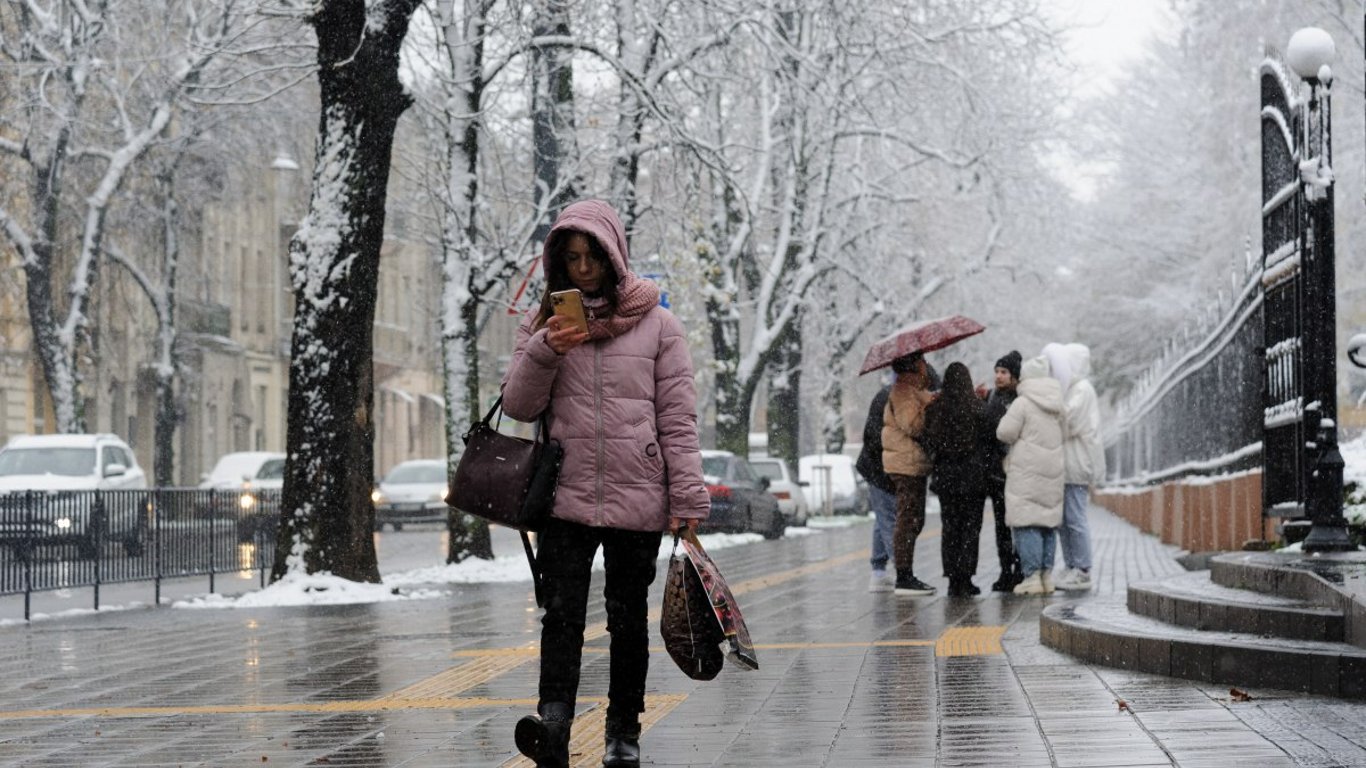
[858,314,985,375]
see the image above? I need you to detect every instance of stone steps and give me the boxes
[1042,549,1366,699]
[1127,570,1344,642]
[1040,598,1366,698]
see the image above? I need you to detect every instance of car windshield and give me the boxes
[257,459,285,480]
[750,461,783,482]
[700,456,729,478]
[385,463,445,484]
[209,454,278,483]
[0,447,97,477]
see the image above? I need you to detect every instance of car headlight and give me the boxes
[55,517,73,531]
[371,489,384,505]
[239,493,256,510]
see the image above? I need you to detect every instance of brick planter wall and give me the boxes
[1094,471,1277,551]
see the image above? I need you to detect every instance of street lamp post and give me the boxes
[1287,28,1356,553]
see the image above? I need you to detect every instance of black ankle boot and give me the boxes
[602,721,641,767]
[515,701,573,768]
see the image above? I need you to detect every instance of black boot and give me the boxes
[602,715,641,768]
[515,701,573,768]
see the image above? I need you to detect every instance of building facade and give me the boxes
[0,156,452,485]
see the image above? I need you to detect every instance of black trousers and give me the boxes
[938,492,985,585]
[536,517,662,725]
[987,482,1020,577]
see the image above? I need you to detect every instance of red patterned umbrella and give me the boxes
[858,315,986,375]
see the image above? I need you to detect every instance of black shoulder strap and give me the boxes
[522,531,543,607]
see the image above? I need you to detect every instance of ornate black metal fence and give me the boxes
[0,488,279,620]
[1105,271,1265,485]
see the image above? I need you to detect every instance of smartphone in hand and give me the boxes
[550,289,589,335]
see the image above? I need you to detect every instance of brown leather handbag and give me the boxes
[447,396,562,533]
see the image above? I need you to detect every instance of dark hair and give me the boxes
[939,362,976,401]
[890,352,923,374]
[533,229,619,329]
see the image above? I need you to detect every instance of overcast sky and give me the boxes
[1049,0,1168,91]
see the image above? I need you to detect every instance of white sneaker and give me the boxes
[1058,569,1092,591]
[1013,572,1046,595]
[868,570,894,593]
[1040,569,1056,594]
[1051,568,1075,588]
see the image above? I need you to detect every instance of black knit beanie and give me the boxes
[995,350,1022,381]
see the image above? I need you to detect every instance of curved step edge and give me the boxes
[1041,599,1366,699]
[1127,574,1343,642]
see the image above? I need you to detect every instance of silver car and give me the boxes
[372,459,448,531]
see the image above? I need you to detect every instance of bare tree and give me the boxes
[0,0,242,433]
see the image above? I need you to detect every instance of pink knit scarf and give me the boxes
[587,274,660,340]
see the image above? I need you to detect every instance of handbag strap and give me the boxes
[521,531,544,607]
[482,394,553,444]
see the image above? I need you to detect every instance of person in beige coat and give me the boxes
[996,355,1066,595]
[882,352,937,595]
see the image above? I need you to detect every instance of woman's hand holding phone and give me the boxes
[545,314,590,354]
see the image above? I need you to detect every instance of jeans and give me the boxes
[1058,484,1093,571]
[1013,526,1056,577]
[868,484,897,571]
[536,517,662,724]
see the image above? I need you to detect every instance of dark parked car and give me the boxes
[699,450,785,540]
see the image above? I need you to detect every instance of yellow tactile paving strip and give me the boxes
[0,532,1002,728]
[381,649,536,700]
[934,625,1007,657]
[501,693,687,768]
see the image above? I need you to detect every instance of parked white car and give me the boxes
[372,459,448,531]
[0,433,150,557]
[749,457,809,527]
[798,453,867,516]
[200,451,285,540]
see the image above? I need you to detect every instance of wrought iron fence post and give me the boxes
[23,490,33,622]
[153,488,162,608]
[92,490,103,610]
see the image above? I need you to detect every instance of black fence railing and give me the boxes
[0,488,279,620]
[1105,271,1265,485]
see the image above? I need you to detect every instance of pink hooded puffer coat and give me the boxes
[500,200,710,532]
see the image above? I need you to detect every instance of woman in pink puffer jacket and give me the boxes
[502,199,708,768]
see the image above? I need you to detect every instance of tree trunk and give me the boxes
[766,313,802,461]
[438,0,494,563]
[153,171,180,486]
[274,0,420,583]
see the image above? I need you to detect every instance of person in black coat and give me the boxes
[982,351,1022,591]
[922,362,994,597]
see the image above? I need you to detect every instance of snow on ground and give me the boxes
[168,524,848,611]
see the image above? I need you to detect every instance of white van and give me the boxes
[797,453,867,515]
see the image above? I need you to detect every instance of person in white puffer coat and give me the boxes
[1043,342,1106,592]
[996,355,1066,595]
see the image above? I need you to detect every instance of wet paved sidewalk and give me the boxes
[1,506,1365,767]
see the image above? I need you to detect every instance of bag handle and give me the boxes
[476,395,552,446]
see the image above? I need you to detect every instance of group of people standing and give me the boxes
[855,344,1106,597]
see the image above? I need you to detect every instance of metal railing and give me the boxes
[0,488,279,620]
[1105,270,1265,485]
